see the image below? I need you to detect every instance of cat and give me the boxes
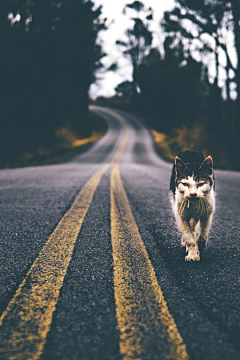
[170,150,215,261]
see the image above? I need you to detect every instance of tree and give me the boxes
[230,0,240,157]
[163,1,235,98]
[162,0,240,159]
[138,44,207,133]
[48,0,105,136]
[0,0,105,166]
[116,1,153,104]
[115,81,133,98]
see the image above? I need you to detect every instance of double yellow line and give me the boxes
[0,108,188,360]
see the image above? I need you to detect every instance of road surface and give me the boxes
[0,106,239,360]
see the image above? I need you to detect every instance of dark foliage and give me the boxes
[163,0,240,163]
[0,0,104,166]
[116,1,153,104]
[138,45,214,133]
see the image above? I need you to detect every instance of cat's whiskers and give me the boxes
[201,198,205,217]
[197,198,202,215]
[179,198,187,214]
[203,197,211,214]
[180,196,211,217]
[196,197,211,217]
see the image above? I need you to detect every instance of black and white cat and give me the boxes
[170,150,215,261]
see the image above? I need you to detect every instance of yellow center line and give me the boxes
[0,108,188,360]
[110,164,189,360]
[97,107,130,165]
[0,109,129,360]
[0,164,111,360]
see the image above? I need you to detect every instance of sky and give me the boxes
[89,0,175,99]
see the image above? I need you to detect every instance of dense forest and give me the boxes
[113,1,240,169]
[0,0,104,167]
[1,0,239,170]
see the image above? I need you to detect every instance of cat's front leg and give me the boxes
[197,213,213,252]
[181,218,198,246]
[175,214,200,261]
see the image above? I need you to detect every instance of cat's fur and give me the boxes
[170,150,215,261]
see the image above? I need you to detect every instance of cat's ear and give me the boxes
[200,156,213,175]
[175,156,187,174]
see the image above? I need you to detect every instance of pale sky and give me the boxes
[89,0,175,99]
[89,0,237,100]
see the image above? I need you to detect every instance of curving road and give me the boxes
[0,106,239,360]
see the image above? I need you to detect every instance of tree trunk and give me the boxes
[212,37,222,132]
[132,60,139,107]
[231,0,240,161]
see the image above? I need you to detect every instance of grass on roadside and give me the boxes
[151,125,238,170]
[151,126,205,162]
[0,111,107,169]
[17,130,104,168]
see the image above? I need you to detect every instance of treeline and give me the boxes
[114,1,240,169]
[0,0,104,166]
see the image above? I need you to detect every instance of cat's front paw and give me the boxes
[185,253,200,261]
[197,236,207,252]
[185,245,200,261]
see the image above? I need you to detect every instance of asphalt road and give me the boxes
[0,106,239,360]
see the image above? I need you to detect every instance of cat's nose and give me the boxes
[190,193,197,197]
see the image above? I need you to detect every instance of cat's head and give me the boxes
[175,155,214,201]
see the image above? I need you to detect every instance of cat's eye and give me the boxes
[181,182,190,187]
[197,182,206,187]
